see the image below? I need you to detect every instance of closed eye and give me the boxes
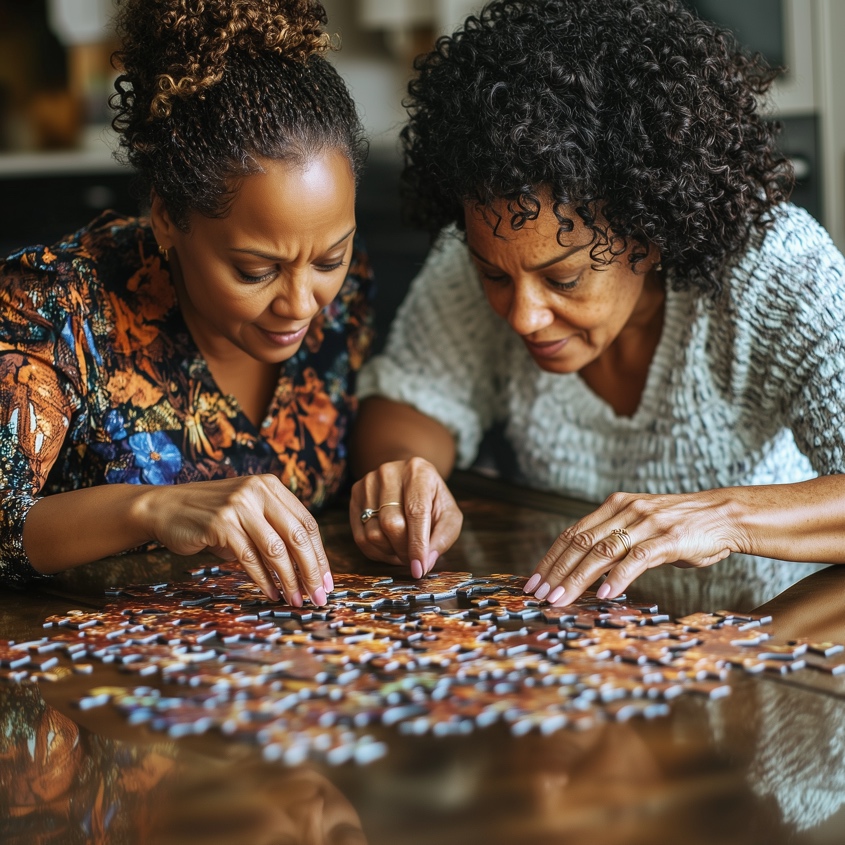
[237,268,277,283]
[548,277,579,292]
[315,260,346,273]
[481,272,509,284]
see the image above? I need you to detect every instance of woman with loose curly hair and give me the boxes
[349,0,845,608]
[0,0,373,606]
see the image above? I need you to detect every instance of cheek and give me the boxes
[317,274,348,308]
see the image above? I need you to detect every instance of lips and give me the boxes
[523,336,570,359]
[258,324,309,347]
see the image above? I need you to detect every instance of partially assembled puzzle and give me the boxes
[1,567,843,766]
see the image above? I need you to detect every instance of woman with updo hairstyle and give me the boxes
[0,0,372,606]
[351,0,845,608]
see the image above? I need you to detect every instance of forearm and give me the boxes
[727,475,845,564]
[350,397,457,479]
[22,484,158,574]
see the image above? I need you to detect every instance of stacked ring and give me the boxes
[609,528,632,554]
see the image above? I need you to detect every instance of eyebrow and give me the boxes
[229,226,357,262]
[468,240,589,272]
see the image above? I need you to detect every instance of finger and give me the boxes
[350,474,382,543]
[527,520,603,597]
[349,479,370,548]
[231,539,281,602]
[596,537,671,599]
[276,506,330,606]
[597,537,731,598]
[237,511,302,606]
[259,480,330,606]
[427,496,463,573]
[404,458,442,573]
[528,493,635,587]
[403,494,431,575]
[549,526,637,604]
[374,502,409,559]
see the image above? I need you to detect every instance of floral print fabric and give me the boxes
[0,212,374,586]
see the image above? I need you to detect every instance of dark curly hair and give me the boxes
[111,0,366,229]
[401,0,793,293]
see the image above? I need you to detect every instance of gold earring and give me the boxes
[158,244,169,262]
[655,261,663,272]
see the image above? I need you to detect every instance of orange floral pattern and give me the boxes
[0,212,373,586]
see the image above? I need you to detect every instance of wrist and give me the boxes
[709,485,759,556]
[128,484,166,545]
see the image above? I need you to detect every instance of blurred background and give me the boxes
[1,0,843,351]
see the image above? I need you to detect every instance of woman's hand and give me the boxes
[138,475,332,605]
[524,490,750,605]
[350,458,463,578]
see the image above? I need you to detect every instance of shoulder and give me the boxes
[1,212,155,306]
[728,204,845,300]
[417,227,479,287]
[717,205,845,331]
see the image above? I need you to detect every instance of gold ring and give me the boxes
[609,528,632,554]
[360,502,403,523]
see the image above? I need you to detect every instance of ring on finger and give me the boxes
[609,528,632,555]
[360,501,403,523]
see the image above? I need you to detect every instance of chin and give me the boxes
[531,356,582,375]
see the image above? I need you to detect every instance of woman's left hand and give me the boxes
[523,490,750,605]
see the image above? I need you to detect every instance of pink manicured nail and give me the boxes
[535,582,551,601]
[290,590,303,608]
[323,572,334,593]
[410,560,423,579]
[596,583,611,599]
[425,549,439,574]
[313,587,327,606]
[524,574,542,594]
[548,586,566,604]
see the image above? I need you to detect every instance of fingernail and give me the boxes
[410,560,423,579]
[596,583,611,599]
[425,550,439,574]
[291,590,303,608]
[268,586,281,602]
[313,587,327,606]
[524,574,542,594]
[548,586,566,604]
[323,572,334,593]
[535,582,551,601]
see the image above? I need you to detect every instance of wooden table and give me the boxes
[2,473,845,844]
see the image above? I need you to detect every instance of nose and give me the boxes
[270,270,319,321]
[504,279,554,337]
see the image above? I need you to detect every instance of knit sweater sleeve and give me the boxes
[737,206,845,475]
[356,231,500,468]
[766,209,845,475]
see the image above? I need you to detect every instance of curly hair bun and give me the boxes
[115,0,332,120]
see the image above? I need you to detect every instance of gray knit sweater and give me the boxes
[360,204,845,499]
[358,205,845,605]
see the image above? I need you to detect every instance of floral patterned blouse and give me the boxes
[0,212,374,587]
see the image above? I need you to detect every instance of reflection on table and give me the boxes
[1,475,844,844]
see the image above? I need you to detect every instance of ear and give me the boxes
[149,191,176,250]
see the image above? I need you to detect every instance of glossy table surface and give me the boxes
[2,472,845,845]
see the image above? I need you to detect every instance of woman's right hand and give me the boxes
[137,474,332,605]
[349,458,463,578]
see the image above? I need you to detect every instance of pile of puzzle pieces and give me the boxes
[1,567,844,766]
